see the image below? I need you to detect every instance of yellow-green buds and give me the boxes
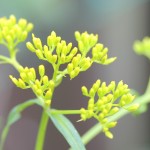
[133,37,150,59]
[26,31,116,81]
[26,31,79,67]
[92,43,116,65]
[47,31,61,49]
[75,31,98,55]
[67,54,92,79]
[10,65,55,107]
[9,75,26,89]
[0,15,33,49]
[80,79,138,139]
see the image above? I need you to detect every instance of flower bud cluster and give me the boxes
[9,65,55,107]
[67,54,92,79]
[75,31,98,56]
[133,37,150,59]
[0,15,33,48]
[26,31,78,65]
[27,31,117,80]
[75,31,116,65]
[80,80,139,138]
[92,43,116,65]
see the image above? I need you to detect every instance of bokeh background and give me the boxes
[0,0,150,150]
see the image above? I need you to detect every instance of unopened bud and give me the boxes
[81,86,88,96]
[26,42,35,52]
[39,65,45,77]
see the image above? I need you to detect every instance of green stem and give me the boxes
[0,55,22,71]
[51,109,81,115]
[81,91,150,145]
[35,110,49,150]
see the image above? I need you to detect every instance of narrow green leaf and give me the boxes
[0,98,41,150]
[47,111,86,150]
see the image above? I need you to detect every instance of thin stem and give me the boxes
[35,110,49,150]
[51,109,81,115]
[0,55,22,71]
[10,57,22,71]
[34,61,61,150]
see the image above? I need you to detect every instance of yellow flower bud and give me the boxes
[89,34,98,47]
[126,103,140,112]
[26,23,33,32]
[108,81,115,91]
[101,118,108,124]
[78,41,84,52]
[45,89,52,99]
[42,75,49,84]
[75,31,81,41]
[62,46,67,55]
[10,15,16,25]
[26,42,35,52]
[105,131,113,139]
[18,78,26,89]
[70,47,78,56]
[102,47,108,56]
[87,110,93,118]
[72,56,79,67]
[99,113,104,120]
[49,80,55,89]
[51,31,56,38]
[96,99,104,109]
[9,75,18,85]
[103,57,117,65]
[39,65,45,77]
[71,67,80,78]
[20,31,27,41]
[109,107,119,116]
[81,86,88,96]
[67,43,72,52]
[89,88,95,97]
[92,79,100,91]
[88,103,94,110]
[67,63,73,73]
[30,68,36,79]
[35,79,41,88]
[51,55,57,63]
[32,84,38,92]
[56,43,62,55]
[18,18,27,29]
[20,72,27,81]
[27,72,35,81]
[36,89,43,96]
[44,50,52,61]
[47,36,52,47]
[35,50,44,59]
[105,103,112,112]
[106,121,117,128]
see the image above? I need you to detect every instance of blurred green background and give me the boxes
[0,0,150,150]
